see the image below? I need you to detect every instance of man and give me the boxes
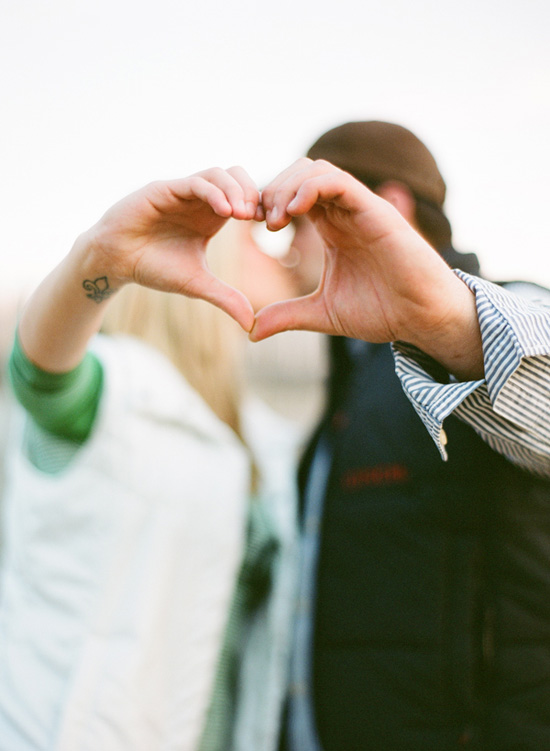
[252,123,550,750]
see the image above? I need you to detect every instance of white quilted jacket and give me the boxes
[0,335,298,751]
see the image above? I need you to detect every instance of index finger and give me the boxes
[261,158,313,208]
[162,168,254,220]
[266,161,370,230]
[226,165,260,220]
[261,158,313,228]
[286,169,372,217]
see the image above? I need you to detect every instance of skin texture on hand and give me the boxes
[251,159,484,381]
[85,167,260,328]
[17,168,260,373]
[17,161,483,381]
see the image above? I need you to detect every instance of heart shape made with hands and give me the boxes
[163,160,385,343]
[225,219,322,338]
[194,171,444,346]
[110,161,470,355]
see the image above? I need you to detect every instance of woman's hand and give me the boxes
[18,167,260,372]
[84,166,260,329]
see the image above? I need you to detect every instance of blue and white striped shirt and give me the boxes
[394,272,550,478]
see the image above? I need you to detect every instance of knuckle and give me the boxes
[201,167,226,181]
[145,179,164,193]
[186,175,207,193]
[312,158,334,170]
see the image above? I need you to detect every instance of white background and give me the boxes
[1,0,549,304]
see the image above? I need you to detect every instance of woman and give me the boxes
[0,168,298,750]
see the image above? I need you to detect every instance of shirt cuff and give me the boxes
[393,271,550,460]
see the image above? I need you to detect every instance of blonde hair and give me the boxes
[102,221,247,443]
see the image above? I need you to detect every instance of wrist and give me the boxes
[18,233,127,373]
[407,278,484,381]
[69,230,127,299]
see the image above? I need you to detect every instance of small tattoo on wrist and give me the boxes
[82,276,114,303]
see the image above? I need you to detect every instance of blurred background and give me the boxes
[1,0,549,453]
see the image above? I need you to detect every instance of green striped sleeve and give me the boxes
[8,333,104,443]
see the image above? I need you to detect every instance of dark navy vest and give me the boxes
[302,338,550,751]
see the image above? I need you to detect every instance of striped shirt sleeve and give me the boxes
[393,272,550,479]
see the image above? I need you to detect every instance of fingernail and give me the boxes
[269,206,279,225]
[246,201,256,216]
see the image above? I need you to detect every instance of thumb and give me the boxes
[250,293,328,341]
[186,268,255,333]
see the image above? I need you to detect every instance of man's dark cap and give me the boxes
[306,121,446,209]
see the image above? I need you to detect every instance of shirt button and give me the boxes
[440,428,448,446]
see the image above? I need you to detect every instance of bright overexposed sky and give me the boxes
[1,0,549,309]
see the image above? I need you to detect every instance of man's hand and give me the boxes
[252,159,484,380]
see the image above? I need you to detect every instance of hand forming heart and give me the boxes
[85,159,481,377]
[21,160,483,379]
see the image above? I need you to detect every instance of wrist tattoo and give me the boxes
[82,276,114,303]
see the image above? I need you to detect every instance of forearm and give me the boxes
[18,231,123,372]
